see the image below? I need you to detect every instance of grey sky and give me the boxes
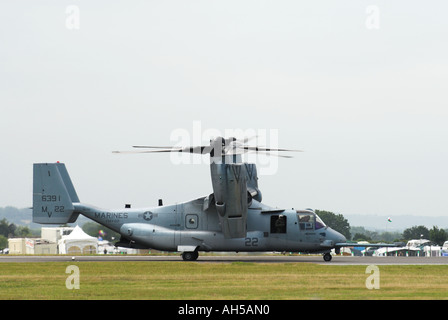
[1,1,447,218]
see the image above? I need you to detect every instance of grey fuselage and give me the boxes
[74,197,346,254]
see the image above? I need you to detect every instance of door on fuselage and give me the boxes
[269,214,290,249]
[270,215,287,234]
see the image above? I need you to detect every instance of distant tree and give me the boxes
[403,225,429,240]
[15,226,33,238]
[0,218,37,239]
[429,226,448,246]
[0,235,7,249]
[315,210,351,240]
[0,218,16,238]
[353,233,372,242]
[379,231,401,243]
[0,219,8,237]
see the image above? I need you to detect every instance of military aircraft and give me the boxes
[32,137,394,261]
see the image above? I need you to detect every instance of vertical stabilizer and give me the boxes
[33,163,80,224]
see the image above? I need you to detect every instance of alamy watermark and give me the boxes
[66,5,80,30]
[66,265,80,290]
[365,5,380,30]
[365,265,380,290]
[169,121,282,175]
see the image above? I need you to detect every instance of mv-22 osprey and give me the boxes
[32,137,391,261]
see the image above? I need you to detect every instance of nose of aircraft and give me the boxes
[327,227,346,244]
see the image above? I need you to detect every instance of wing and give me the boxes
[335,242,399,248]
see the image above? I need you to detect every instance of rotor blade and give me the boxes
[181,146,213,154]
[241,146,303,152]
[114,145,214,155]
[112,149,182,154]
[247,150,294,158]
[115,141,302,156]
[222,147,295,158]
[132,145,181,149]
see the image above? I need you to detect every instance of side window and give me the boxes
[298,213,315,230]
[270,215,287,234]
[185,214,198,229]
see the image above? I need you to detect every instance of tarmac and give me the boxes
[1,254,447,265]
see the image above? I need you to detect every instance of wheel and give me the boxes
[323,252,332,262]
[182,251,199,261]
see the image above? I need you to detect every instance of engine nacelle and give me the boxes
[210,163,247,238]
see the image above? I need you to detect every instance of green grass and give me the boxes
[0,261,447,299]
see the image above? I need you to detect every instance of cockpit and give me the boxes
[268,209,327,235]
[296,210,326,230]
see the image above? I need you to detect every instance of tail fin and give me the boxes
[33,163,80,224]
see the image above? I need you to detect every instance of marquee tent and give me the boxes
[58,225,98,254]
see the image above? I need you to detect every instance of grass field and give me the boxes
[0,261,447,300]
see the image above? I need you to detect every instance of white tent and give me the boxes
[373,246,422,256]
[58,225,98,254]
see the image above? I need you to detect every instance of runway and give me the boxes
[1,254,447,265]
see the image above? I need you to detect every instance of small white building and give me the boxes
[8,238,57,254]
[41,227,74,243]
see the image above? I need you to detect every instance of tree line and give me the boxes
[0,218,37,249]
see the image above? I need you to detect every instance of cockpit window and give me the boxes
[297,213,314,230]
[296,210,326,230]
[315,214,326,230]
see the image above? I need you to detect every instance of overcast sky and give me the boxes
[1,1,447,218]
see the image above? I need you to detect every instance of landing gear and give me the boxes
[323,252,332,262]
[181,251,199,261]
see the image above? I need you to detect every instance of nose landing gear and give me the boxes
[323,252,332,262]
